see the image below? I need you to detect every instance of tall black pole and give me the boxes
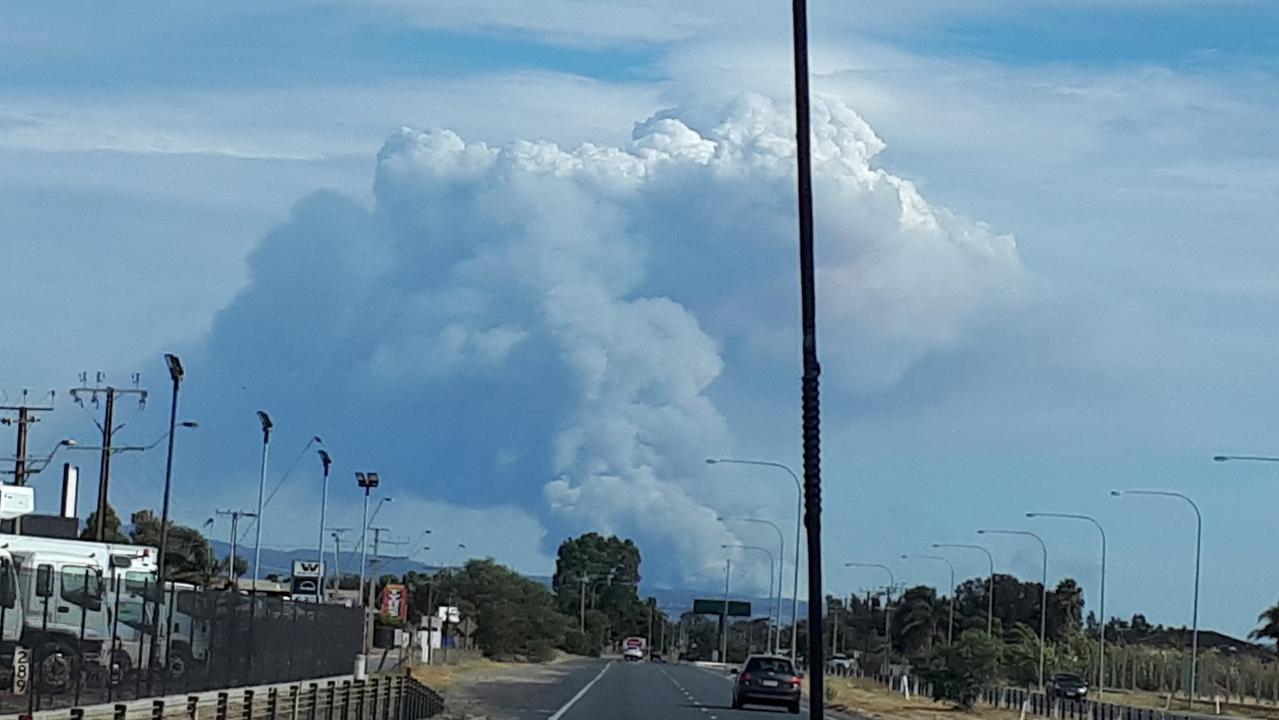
[95,388,116,541]
[149,353,183,691]
[790,0,824,713]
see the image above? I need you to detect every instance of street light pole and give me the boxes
[720,516,786,652]
[251,411,272,595]
[932,543,995,636]
[1112,489,1201,701]
[901,554,955,644]
[316,450,332,601]
[355,472,381,606]
[148,353,183,687]
[1027,512,1107,697]
[707,458,802,661]
[720,557,732,663]
[724,544,776,654]
[980,529,1048,688]
[845,562,895,669]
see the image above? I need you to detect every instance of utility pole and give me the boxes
[369,527,402,558]
[1,391,55,485]
[1,390,56,536]
[647,597,655,653]
[578,576,588,632]
[328,527,350,582]
[71,374,148,541]
[217,509,256,589]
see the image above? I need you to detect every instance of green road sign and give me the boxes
[693,599,752,617]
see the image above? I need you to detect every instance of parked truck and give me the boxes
[0,533,163,691]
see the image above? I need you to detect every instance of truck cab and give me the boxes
[0,534,160,691]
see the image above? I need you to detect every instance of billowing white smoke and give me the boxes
[206,93,1024,587]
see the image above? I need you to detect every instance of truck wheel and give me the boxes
[36,641,78,693]
[168,645,193,680]
[110,649,132,686]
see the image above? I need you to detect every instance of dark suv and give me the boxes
[732,655,802,714]
[1046,673,1088,701]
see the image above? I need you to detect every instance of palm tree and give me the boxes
[1248,598,1279,652]
[899,586,943,654]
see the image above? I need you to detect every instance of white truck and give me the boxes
[622,636,647,661]
[0,533,164,691]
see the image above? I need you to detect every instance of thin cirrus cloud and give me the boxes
[184,92,1026,585]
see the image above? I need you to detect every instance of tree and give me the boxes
[915,630,1003,708]
[1004,623,1045,685]
[897,586,943,655]
[437,558,569,661]
[81,503,129,543]
[216,555,248,579]
[1047,578,1084,640]
[1249,598,1279,651]
[551,533,647,649]
[129,509,214,583]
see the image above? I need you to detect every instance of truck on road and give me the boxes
[622,636,646,661]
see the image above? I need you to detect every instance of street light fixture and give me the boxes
[932,543,995,636]
[719,515,786,652]
[1213,455,1279,463]
[979,529,1048,687]
[369,496,394,525]
[723,543,777,654]
[901,554,955,644]
[1026,512,1108,697]
[706,457,802,661]
[1111,489,1201,701]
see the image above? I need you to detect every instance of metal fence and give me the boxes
[835,672,1224,720]
[1,586,364,714]
[982,687,1225,720]
[12,674,444,720]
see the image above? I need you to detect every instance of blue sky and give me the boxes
[3,1,1279,639]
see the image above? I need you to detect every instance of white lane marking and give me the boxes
[547,661,613,720]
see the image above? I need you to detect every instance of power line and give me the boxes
[236,436,323,544]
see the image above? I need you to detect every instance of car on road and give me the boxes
[1046,672,1089,701]
[827,653,854,674]
[731,654,802,714]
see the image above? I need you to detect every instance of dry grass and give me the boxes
[824,677,1279,720]
[823,677,1024,720]
[407,657,501,690]
[1099,688,1279,720]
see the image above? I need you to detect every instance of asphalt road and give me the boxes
[463,659,853,720]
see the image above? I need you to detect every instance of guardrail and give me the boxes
[13,674,444,720]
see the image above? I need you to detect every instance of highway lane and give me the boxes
[457,658,861,719]
[547,660,831,720]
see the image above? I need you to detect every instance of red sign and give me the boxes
[380,583,409,620]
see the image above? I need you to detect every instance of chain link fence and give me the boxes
[0,582,364,714]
